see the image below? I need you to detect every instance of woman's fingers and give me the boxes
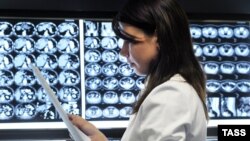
[68,114,98,136]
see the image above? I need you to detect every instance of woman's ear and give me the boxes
[153,33,160,50]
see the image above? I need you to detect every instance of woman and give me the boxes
[69,0,208,140]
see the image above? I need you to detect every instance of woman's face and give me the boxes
[119,22,159,76]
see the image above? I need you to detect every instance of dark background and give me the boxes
[0,0,250,18]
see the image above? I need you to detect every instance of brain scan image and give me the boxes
[120,91,136,104]
[202,26,218,38]
[120,106,133,118]
[59,86,80,102]
[234,26,249,39]
[101,63,118,76]
[103,91,119,104]
[237,97,250,117]
[236,62,250,74]
[0,38,13,53]
[101,22,116,36]
[36,22,58,37]
[85,21,98,36]
[58,54,80,69]
[0,54,13,69]
[220,97,236,117]
[86,106,102,118]
[235,44,249,57]
[86,91,102,104]
[13,22,36,37]
[0,22,13,37]
[85,63,101,76]
[102,50,118,63]
[219,44,234,56]
[59,70,80,85]
[221,81,236,93]
[102,77,119,90]
[85,50,101,63]
[237,81,250,93]
[84,37,100,49]
[203,62,219,75]
[57,38,79,53]
[36,54,58,69]
[37,86,57,102]
[193,44,203,57]
[58,22,79,38]
[0,70,14,86]
[35,38,57,53]
[207,97,220,118]
[15,103,36,119]
[190,26,202,39]
[101,37,118,50]
[103,106,119,118]
[206,80,221,93]
[14,54,35,69]
[218,26,234,38]
[0,87,14,103]
[0,103,14,120]
[203,44,219,57]
[15,86,36,103]
[85,77,102,90]
[13,38,35,53]
[14,70,36,86]
[220,62,235,74]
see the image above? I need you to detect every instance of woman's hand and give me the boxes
[68,114,108,141]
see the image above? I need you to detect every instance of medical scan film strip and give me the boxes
[1,18,250,124]
[190,21,250,118]
[0,18,81,122]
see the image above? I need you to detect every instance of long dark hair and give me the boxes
[113,0,208,119]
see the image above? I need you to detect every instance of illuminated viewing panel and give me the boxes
[190,20,250,126]
[83,20,144,123]
[0,18,82,129]
[0,17,250,129]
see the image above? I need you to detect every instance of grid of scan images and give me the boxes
[190,21,250,119]
[1,18,250,124]
[0,18,81,122]
[83,21,145,120]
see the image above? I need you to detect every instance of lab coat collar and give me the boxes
[170,74,186,82]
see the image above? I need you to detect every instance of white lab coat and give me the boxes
[121,74,207,141]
